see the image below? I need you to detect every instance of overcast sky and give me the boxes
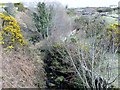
[0,0,119,7]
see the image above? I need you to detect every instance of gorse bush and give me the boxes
[106,23,120,52]
[0,13,26,48]
[107,24,120,44]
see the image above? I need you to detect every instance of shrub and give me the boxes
[74,16,106,38]
[0,13,26,48]
[43,43,89,89]
[4,3,16,17]
[107,23,120,52]
[14,2,26,12]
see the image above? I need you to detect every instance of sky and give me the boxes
[0,0,119,8]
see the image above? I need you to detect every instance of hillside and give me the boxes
[0,2,120,89]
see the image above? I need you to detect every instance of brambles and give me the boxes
[0,13,26,48]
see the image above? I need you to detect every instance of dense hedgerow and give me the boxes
[0,13,26,48]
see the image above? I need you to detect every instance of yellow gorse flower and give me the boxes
[107,23,120,46]
[0,13,27,48]
[7,45,14,49]
[0,37,3,40]
[0,41,4,44]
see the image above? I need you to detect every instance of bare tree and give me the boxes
[49,2,73,42]
[59,15,120,89]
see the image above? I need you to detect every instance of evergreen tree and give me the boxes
[33,2,52,39]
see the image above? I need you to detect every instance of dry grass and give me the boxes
[2,46,46,88]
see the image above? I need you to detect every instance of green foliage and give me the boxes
[106,24,120,52]
[33,2,52,39]
[0,3,5,8]
[97,7,112,13]
[67,8,76,16]
[43,43,87,89]
[74,16,106,38]
[29,35,40,44]
[70,37,77,43]
[14,2,25,12]
[55,76,64,84]
[4,3,16,17]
